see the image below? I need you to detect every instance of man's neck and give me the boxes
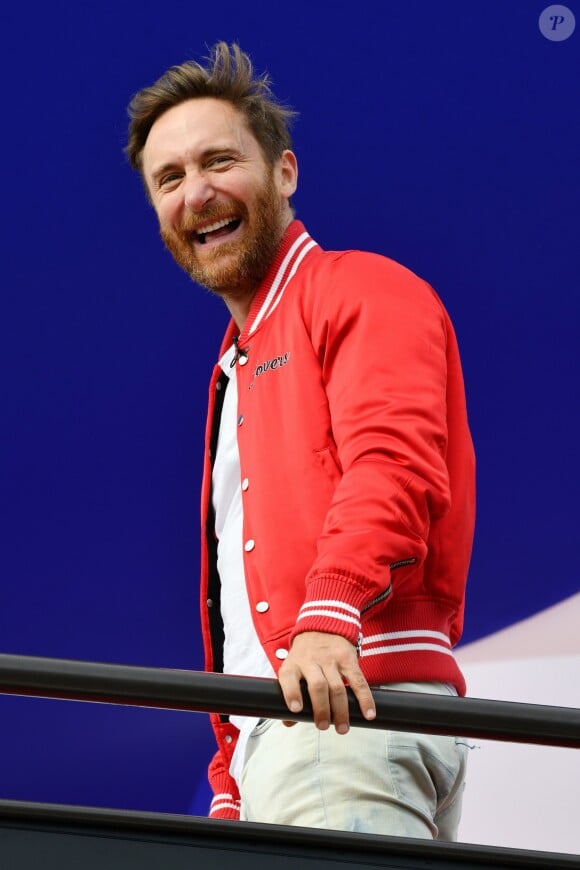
[223,212,295,330]
[224,293,256,331]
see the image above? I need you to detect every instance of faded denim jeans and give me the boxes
[240,682,468,839]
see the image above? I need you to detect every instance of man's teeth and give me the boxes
[196,217,235,236]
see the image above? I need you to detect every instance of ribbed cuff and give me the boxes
[290,573,369,646]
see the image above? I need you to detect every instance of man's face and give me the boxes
[142,98,297,299]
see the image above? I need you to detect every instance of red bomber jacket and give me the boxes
[200,221,476,819]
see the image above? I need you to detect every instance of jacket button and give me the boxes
[241,478,249,491]
[255,601,269,613]
[216,381,222,391]
[206,598,213,608]
[244,539,255,552]
[225,735,233,744]
[238,354,248,366]
[275,648,288,660]
[237,414,244,426]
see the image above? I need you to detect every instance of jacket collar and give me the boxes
[220,220,319,355]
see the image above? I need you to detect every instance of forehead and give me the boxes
[142,97,261,172]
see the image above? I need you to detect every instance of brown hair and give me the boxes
[126,42,296,173]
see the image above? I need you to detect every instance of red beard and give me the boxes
[161,170,287,300]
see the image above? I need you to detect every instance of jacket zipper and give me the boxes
[361,585,393,615]
[390,557,418,571]
[356,557,417,656]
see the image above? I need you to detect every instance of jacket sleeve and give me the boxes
[207,747,241,820]
[290,251,463,644]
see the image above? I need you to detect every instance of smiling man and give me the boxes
[126,42,476,839]
[144,96,296,318]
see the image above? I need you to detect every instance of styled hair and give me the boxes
[126,42,296,173]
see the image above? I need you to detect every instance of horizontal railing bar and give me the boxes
[0,653,578,748]
[1,799,580,868]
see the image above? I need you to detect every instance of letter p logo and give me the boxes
[539,5,576,41]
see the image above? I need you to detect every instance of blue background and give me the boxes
[1,0,578,816]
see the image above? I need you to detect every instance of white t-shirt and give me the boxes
[212,344,276,786]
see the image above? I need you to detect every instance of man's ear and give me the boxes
[278,150,298,199]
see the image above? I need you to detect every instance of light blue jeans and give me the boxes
[240,682,468,840]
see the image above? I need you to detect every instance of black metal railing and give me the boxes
[0,653,579,869]
[0,652,578,747]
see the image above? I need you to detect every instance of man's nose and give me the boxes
[183,172,215,212]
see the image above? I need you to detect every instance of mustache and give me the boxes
[176,202,247,235]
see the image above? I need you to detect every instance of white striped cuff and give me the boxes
[296,599,361,630]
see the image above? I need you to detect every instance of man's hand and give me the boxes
[277,631,376,734]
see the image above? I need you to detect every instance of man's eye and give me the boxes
[209,155,234,169]
[159,173,181,188]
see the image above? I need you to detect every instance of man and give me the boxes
[126,42,475,839]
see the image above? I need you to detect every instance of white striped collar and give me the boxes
[236,221,318,346]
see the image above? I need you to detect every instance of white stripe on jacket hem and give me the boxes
[360,642,455,658]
